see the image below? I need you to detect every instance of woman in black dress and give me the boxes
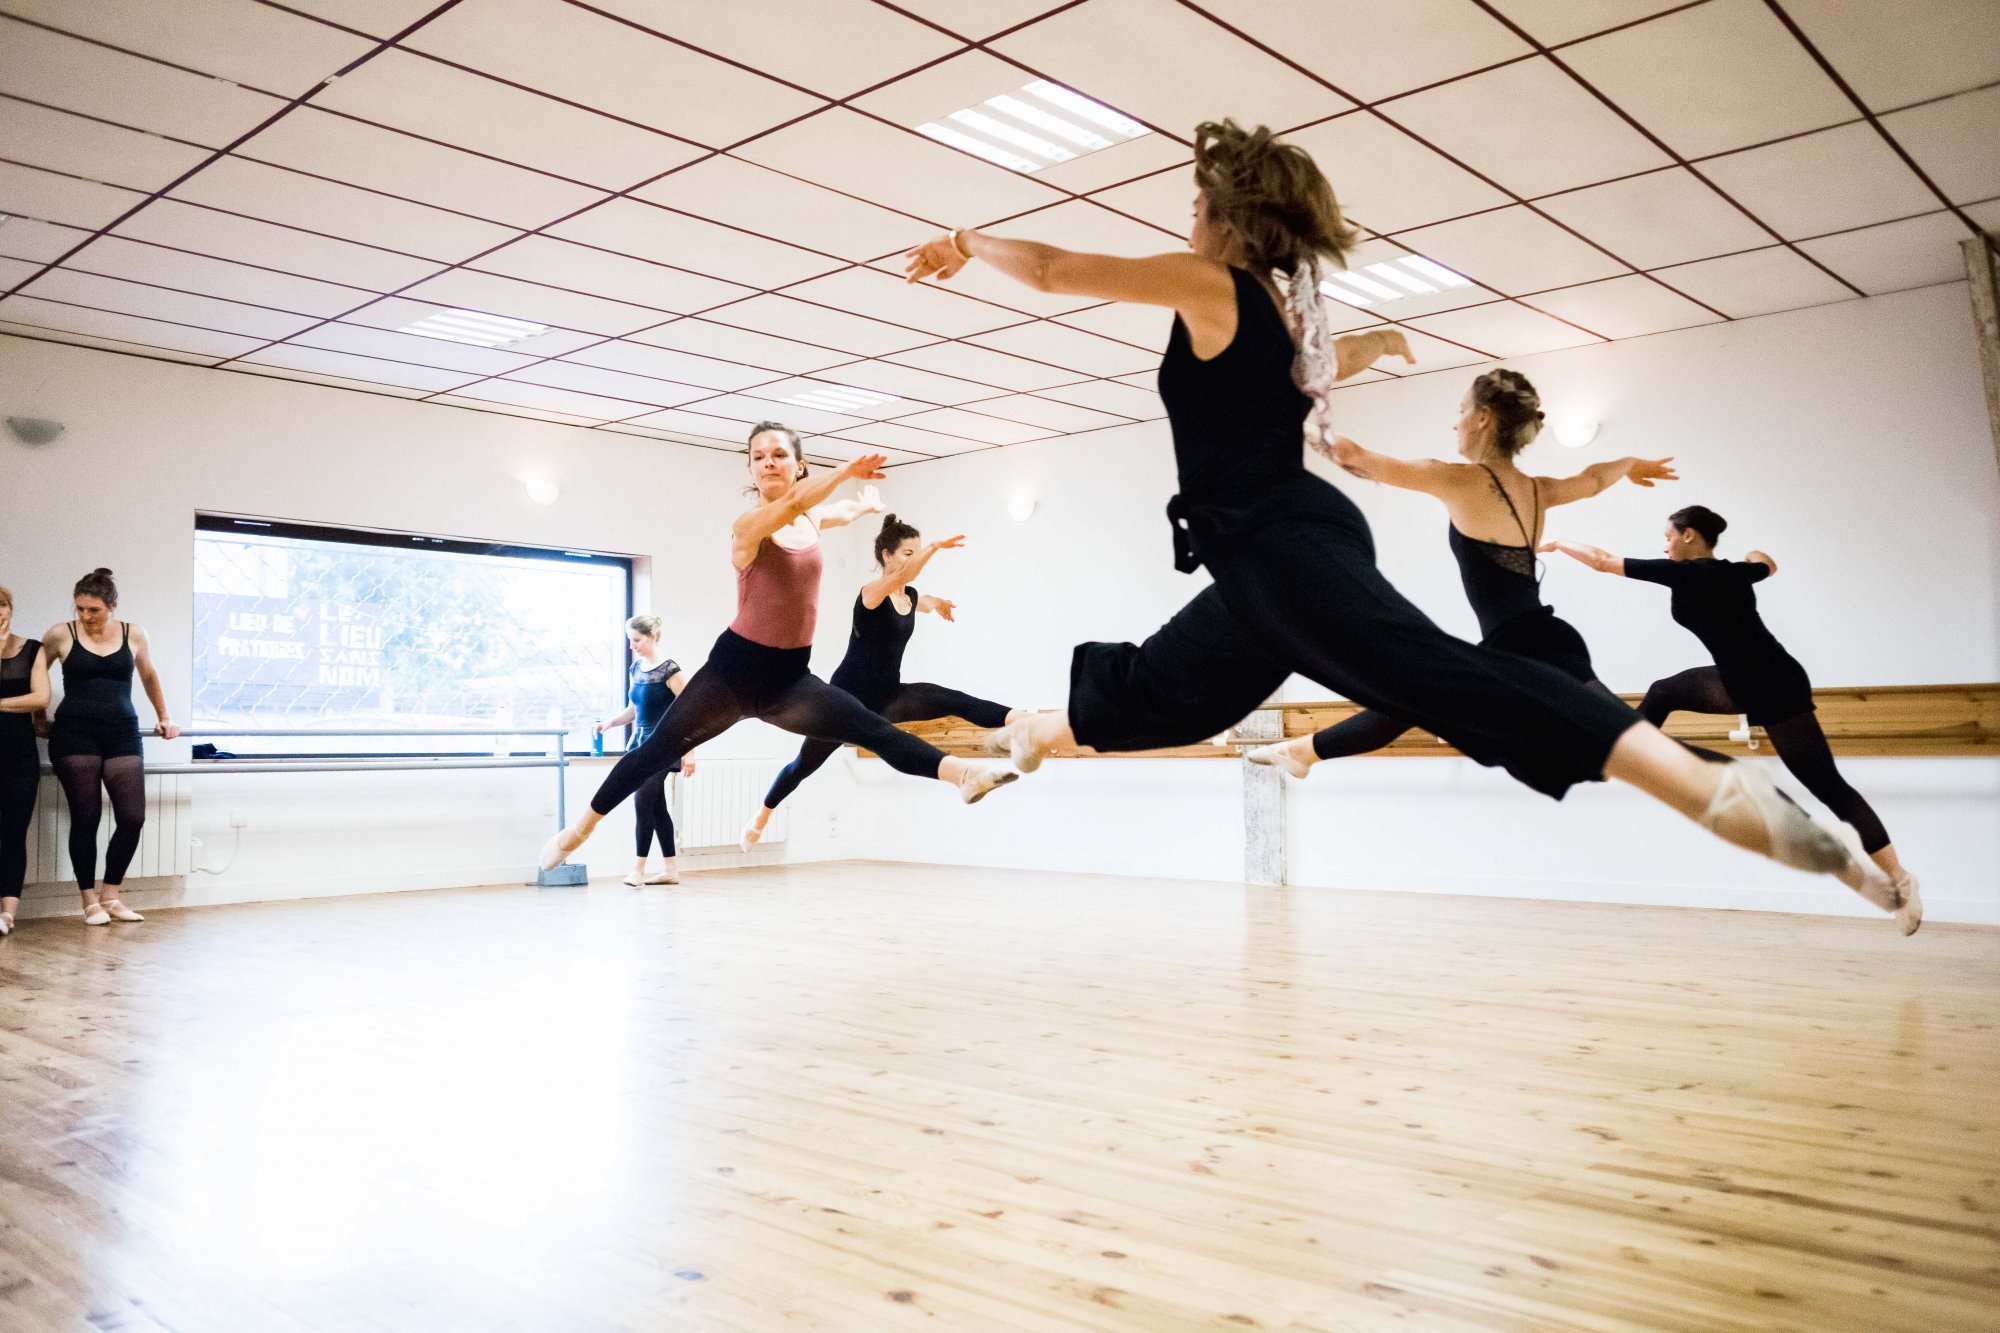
[0,583,52,937]
[901,118,1898,919]
[593,614,693,886]
[1545,505,1919,932]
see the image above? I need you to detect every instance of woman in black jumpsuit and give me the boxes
[1546,504,1919,932]
[742,514,1021,850]
[902,118,1899,919]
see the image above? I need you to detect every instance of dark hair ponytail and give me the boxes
[74,567,118,607]
[1668,505,1727,547]
[1469,369,1544,457]
[874,513,920,566]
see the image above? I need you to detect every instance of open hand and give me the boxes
[681,759,696,778]
[842,454,889,482]
[853,482,885,513]
[933,534,966,551]
[932,598,957,622]
[1627,456,1677,487]
[904,235,968,284]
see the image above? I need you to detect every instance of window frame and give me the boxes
[193,511,635,759]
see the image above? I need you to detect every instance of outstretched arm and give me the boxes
[1538,539,1627,576]
[733,454,887,568]
[818,483,884,530]
[907,231,1234,312]
[863,535,963,608]
[1322,434,1465,498]
[1540,456,1677,507]
[916,594,956,622]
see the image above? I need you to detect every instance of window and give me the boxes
[193,515,632,754]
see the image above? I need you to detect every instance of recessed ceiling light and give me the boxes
[1319,255,1474,309]
[917,80,1149,174]
[782,383,901,415]
[399,308,549,347]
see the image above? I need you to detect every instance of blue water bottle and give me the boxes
[590,717,603,756]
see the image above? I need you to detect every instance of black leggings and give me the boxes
[632,744,676,858]
[50,753,146,890]
[1,751,38,900]
[1069,504,1641,801]
[762,678,1012,810]
[590,631,954,818]
[1640,666,1890,854]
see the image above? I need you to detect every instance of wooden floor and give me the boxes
[0,866,1994,1332]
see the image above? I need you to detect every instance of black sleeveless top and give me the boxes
[1450,464,1545,638]
[1158,267,1349,571]
[836,585,918,684]
[1623,558,1812,716]
[0,638,41,757]
[57,622,137,722]
[629,657,681,737]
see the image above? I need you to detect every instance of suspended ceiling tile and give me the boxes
[797,431,939,465]
[402,0,824,147]
[1087,166,1196,238]
[1519,274,1723,339]
[733,107,1067,227]
[702,294,938,357]
[167,156,522,262]
[280,0,443,39]
[867,253,1101,317]
[1,0,374,95]
[1561,0,1854,159]
[1385,56,1672,199]
[831,420,998,456]
[468,232,755,315]
[503,362,714,410]
[587,0,962,101]
[887,406,1052,444]
[1882,85,2000,206]
[1795,210,1978,295]
[986,198,1183,257]
[1032,134,1192,196]
[547,197,841,289]
[1282,113,1512,237]
[790,358,1007,407]
[1651,245,1856,318]
[562,339,785,392]
[0,294,264,359]
[1332,323,1491,371]
[235,107,608,230]
[1779,0,2000,111]
[1394,206,1628,295]
[1202,0,1532,103]
[677,392,869,435]
[1053,301,1172,353]
[0,256,40,288]
[429,393,600,425]
[969,393,1132,430]
[61,234,378,316]
[0,319,223,364]
[635,156,938,264]
[401,268,677,336]
[886,340,1085,391]
[1698,122,1938,240]
[111,198,443,291]
[619,406,774,441]
[1535,167,1772,268]
[0,100,212,193]
[447,376,652,420]
[992,0,1351,133]
[735,375,921,420]
[888,0,1076,42]
[0,17,289,148]
[18,269,321,340]
[231,361,432,397]
[630,318,857,374]
[311,49,706,191]
[777,267,1026,338]
[238,341,483,391]
[1404,301,1601,356]
[1035,377,1165,417]
[965,320,1157,377]
[1483,0,1697,47]
[0,216,91,263]
[292,320,540,375]
[0,161,145,230]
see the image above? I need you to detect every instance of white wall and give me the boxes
[823,283,2000,923]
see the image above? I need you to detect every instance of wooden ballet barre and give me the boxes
[861,683,2000,760]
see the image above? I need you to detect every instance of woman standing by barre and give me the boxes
[1245,368,1673,778]
[742,513,1024,850]
[539,424,1016,871]
[902,118,1897,918]
[38,569,179,925]
[0,584,51,936]
[1544,506,1920,932]
[593,614,695,886]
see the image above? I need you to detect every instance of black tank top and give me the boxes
[57,621,137,722]
[0,638,40,756]
[1450,465,1544,638]
[837,585,918,683]
[629,657,681,736]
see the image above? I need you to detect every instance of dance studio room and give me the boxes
[2,0,1998,1328]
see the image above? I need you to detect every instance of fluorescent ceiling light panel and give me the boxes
[1319,280,1373,307]
[782,384,901,414]
[1331,271,1404,302]
[399,308,550,347]
[1318,255,1475,310]
[1365,262,1435,294]
[917,81,1149,174]
[1401,255,1472,288]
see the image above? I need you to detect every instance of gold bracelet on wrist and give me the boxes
[950,228,972,260]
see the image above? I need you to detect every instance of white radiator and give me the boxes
[670,759,787,850]
[28,772,196,884]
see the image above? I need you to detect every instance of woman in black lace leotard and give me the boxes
[1242,369,1673,779]
[899,118,1901,923]
[0,583,52,937]
[593,613,693,886]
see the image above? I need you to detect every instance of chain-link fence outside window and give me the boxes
[193,519,630,754]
